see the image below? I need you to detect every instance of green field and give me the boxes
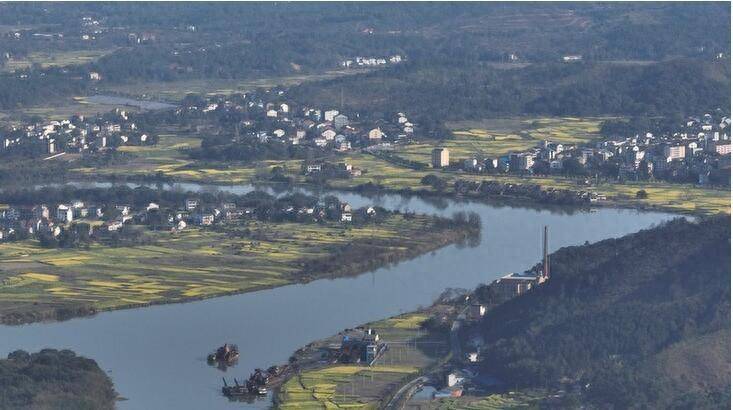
[0,215,462,324]
[0,96,144,124]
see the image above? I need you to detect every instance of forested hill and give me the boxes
[290,59,731,119]
[0,349,117,409]
[472,215,730,408]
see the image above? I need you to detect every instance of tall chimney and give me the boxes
[543,226,549,278]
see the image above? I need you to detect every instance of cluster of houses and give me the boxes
[438,114,731,186]
[178,90,418,152]
[597,114,731,184]
[340,54,403,68]
[0,196,365,243]
[0,200,159,242]
[0,109,153,158]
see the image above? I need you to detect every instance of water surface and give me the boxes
[0,184,676,409]
[85,95,176,110]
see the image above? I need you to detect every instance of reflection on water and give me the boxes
[0,182,677,409]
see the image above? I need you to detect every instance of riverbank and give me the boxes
[64,167,727,219]
[0,214,478,325]
[67,156,729,218]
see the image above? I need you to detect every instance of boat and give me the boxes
[221,378,249,397]
[208,343,240,365]
[221,377,267,398]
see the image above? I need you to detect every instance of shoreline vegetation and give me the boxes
[0,211,479,326]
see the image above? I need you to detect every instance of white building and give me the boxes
[57,205,73,222]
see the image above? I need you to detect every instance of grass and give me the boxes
[0,215,460,324]
[383,314,429,330]
[0,97,143,124]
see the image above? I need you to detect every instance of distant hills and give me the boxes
[470,215,730,408]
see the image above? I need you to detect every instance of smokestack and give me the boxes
[543,226,549,278]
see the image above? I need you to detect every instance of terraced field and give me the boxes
[0,215,464,324]
[280,365,418,409]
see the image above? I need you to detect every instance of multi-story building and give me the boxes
[509,152,534,171]
[664,145,686,161]
[431,148,450,168]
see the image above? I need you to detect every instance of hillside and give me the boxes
[471,215,730,408]
[290,59,731,120]
[0,349,117,409]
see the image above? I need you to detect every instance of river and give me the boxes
[0,183,677,409]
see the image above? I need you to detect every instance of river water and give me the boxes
[0,183,677,409]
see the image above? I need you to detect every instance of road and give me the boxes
[383,376,428,410]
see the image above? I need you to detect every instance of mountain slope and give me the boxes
[471,215,730,408]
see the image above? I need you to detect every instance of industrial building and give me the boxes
[490,226,550,300]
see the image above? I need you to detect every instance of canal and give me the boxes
[0,183,677,409]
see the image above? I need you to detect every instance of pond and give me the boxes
[84,95,177,110]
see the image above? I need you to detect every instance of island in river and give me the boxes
[0,187,479,325]
[0,348,117,409]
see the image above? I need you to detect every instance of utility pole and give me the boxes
[543,225,550,279]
